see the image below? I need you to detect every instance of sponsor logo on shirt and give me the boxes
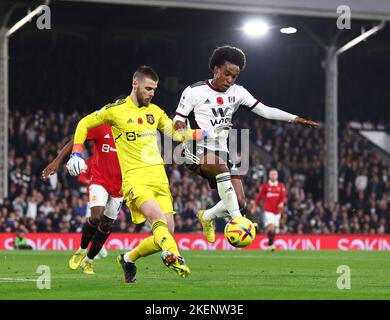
[126,131,156,141]
[266,192,281,198]
[204,99,211,104]
[102,144,117,153]
[126,132,136,141]
[210,107,231,126]
[104,134,110,139]
[211,108,229,117]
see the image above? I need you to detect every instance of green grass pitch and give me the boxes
[0,250,389,300]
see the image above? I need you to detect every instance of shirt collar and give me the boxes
[126,96,144,109]
[206,79,228,93]
[268,180,278,187]
[126,96,135,107]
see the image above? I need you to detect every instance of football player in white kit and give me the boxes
[173,45,318,243]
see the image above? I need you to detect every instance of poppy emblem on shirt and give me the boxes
[146,114,155,125]
[138,118,143,124]
[216,97,224,105]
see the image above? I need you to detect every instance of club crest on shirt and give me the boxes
[146,114,155,125]
[127,191,134,201]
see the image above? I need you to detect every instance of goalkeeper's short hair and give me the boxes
[133,65,159,82]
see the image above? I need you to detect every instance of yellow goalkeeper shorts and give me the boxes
[123,182,175,225]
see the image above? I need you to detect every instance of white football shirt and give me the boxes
[174,79,258,152]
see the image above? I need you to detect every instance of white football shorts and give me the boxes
[88,184,123,220]
[263,211,281,230]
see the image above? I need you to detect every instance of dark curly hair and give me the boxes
[209,45,246,71]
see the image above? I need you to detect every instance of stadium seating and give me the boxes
[1,110,389,234]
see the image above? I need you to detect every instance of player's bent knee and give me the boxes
[267,224,275,232]
[201,164,229,178]
[146,209,166,221]
[140,200,166,221]
[90,206,105,221]
[213,164,229,176]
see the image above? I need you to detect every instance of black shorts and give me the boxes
[181,141,241,189]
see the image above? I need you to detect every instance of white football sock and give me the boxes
[77,247,87,254]
[123,252,134,263]
[203,200,229,221]
[216,172,241,219]
[83,256,93,263]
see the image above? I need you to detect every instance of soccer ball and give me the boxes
[224,216,256,248]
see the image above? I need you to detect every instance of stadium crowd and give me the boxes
[1,109,389,234]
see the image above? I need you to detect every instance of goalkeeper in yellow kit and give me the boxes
[67,65,228,281]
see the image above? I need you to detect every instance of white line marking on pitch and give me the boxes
[0,277,51,283]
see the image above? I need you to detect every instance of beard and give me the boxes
[136,90,150,107]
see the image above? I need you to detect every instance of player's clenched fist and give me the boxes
[66,153,88,176]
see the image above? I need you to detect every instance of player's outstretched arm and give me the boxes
[41,138,73,180]
[292,116,318,128]
[251,101,318,128]
[161,114,231,142]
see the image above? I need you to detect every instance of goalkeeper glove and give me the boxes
[66,145,88,176]
[202,123,233,139]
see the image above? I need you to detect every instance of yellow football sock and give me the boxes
[151,219,180,257]
[128,236,160,262]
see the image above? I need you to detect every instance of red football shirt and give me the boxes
[255,181,286,214]
[82,124,122,198]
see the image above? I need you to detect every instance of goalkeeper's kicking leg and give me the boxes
[118,200,189,283]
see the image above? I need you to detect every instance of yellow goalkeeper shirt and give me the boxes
[73,96,198,190]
